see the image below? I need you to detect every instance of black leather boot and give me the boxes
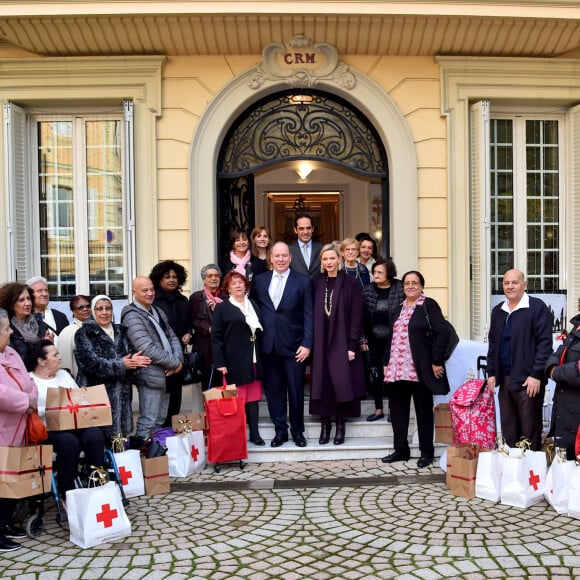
[334,417,346,445]
[319,417,332,444]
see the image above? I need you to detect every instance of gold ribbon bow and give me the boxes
[111,433,128,453]
[555,447,567,463]
[497,435,510,457]
[88,465,109,486]
[178,418,192,434]
[545,442,555,464]
[515,438,531,452]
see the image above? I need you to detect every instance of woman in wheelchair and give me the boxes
[27,340,105,496]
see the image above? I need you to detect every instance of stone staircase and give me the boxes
[172,385,444,464]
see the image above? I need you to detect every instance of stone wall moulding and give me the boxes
[249,35,355,90]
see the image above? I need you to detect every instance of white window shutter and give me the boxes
[3,102,33,282]
[568,104,580,318]
[469,100,491,341]
[123,99,136,284]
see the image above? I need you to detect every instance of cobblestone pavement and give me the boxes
[2,459,580,579]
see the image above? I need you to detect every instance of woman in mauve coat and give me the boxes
[0,307,38,551]
[310,243,366,446]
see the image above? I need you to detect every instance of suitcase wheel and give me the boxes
[239,460,245,469]
[214,464,221,473]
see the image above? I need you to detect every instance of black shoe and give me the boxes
[417,456,434,469]
[4,523,26,539]
[270,435,289,448]
[0,535,20,552]
[366,412,385,422]
[250,435,265,446]
[293,434,307,447]
[381,451,411,463]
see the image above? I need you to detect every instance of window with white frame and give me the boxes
[470,100,570,340]
[4,101,135,299]
[489,116,561,293]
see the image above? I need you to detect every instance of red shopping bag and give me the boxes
[205,395,248,465]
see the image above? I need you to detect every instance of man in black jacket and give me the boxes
[486,269,553,450]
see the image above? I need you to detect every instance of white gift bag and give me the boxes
[166,431,206,477]
[113,449,145,498]
[544,458,574,514]
[500,448,547,509]
[567,462,580,519]
[475,450,503,502]
[67,481,131,548]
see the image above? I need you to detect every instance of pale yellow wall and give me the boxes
[158,55,447,300]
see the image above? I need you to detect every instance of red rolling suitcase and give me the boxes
[204,380,248,472]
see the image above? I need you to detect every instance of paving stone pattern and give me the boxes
[2,460,580,579]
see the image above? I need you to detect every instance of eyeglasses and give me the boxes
[75,304,91,310]
[94,306,113,312]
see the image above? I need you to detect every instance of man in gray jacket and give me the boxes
[121,276,183,440]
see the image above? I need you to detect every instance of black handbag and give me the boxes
[423,300,459,360]
[182,345,203,384]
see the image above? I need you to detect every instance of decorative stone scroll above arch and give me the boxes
[249,35,356,90]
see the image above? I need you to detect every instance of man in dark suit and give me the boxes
[252,242,314,447]
[289,214,323,278]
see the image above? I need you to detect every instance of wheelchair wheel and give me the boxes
[25,514,44,538]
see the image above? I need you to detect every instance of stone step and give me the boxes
[138,384,444,464]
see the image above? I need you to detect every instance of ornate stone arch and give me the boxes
[189,66,418,280]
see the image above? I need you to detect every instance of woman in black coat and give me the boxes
[361,258,404,422]
[220,228,266,284]
[149,260,193,426]
[546,313,580,459]
[382,271,450,468]
[0,282,54,361]
[211,271,265,445]
[75,295,150,441]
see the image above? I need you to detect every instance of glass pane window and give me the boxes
[36,116,126,298]
[489,116,561,292]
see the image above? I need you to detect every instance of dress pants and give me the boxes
[262,351,306,438]
[136,385,170,439]
[47,427,105,493]
[387,379,434,458]
[164,372,184,426]
[499,376,544,450]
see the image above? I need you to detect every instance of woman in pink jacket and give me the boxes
[0,307,38,552]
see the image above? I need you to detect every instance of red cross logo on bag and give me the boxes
[119,466,133,486]
[528,470,541,491]
[96,503,119,528]
[191,445,199,462]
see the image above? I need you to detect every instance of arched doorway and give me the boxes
[189,66,417,282]
[216,89,388,262]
